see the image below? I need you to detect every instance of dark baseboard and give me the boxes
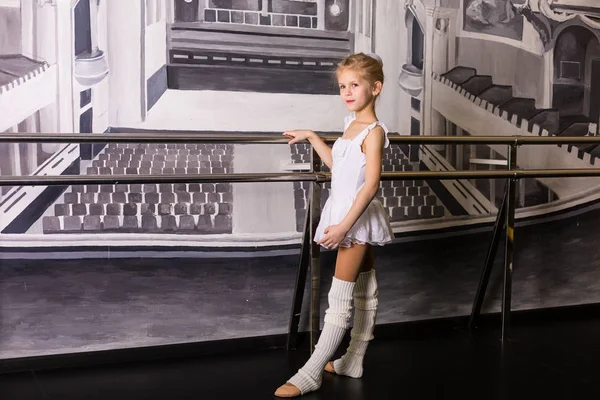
[1,302,598,374]
[374,302,600,341]
[0,333,289,375]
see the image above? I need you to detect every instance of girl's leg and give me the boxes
[325,244,377,378]
[274,243,369,398]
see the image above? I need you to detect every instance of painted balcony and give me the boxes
[432,69,600,200]
[0,55,56,132]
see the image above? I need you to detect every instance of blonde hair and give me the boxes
[336,52,385,87]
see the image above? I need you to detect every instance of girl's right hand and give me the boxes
[282,130,315,144]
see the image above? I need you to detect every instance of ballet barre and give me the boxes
[3,133,600,349]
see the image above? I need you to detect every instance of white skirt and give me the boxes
[314,196,394,248]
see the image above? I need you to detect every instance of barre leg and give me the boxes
[469,185,508,330]
[501,177,517,342]
[309,182,321,351]
[287,198,311,350]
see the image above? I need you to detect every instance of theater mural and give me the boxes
[1,0,600,359]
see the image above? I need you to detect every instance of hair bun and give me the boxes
[365,52,383,67]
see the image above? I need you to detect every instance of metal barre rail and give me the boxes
[2,132,598,351]
[2,169,600,187]
[3,132,600,145]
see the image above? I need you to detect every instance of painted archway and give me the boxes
[552,24,600,126]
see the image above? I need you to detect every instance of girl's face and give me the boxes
[337,68,381,113]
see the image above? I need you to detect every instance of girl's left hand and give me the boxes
[317,224,348,249]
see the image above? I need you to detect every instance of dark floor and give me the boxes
[1,316,599,400]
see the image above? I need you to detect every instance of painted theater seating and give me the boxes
[290,143,444,232]
[42,143,234,234]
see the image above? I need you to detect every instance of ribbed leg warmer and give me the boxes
[332,269,378,378]
[287,277,355,395]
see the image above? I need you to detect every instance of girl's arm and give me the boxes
[283,130,333,170]
[317,127,385,248]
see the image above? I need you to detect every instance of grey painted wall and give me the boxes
[147,64,167,111]
[0,6,20,54]
[2,0,600,361]
[457,37,545,101]
[2,205,600,359]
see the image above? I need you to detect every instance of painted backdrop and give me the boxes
[0,0,599,359]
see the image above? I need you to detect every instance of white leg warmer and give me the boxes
[287,277,355,394]
[332,269,378,378]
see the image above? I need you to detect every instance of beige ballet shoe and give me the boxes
[324,361,336,374]
[274,383,302,398]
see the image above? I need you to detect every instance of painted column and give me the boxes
[18,0,41,173]
[92,0,110,133]
[166,0,175,23]
[19,114,39,173]
[429,5,458,151]
[261,0,268,16]
[24,0,58,139]
[197,0,205,22]
[21,0,35,56]
[166,0,174,85]
[456,126,463,169]
[542,48,553,108]
[107,0,146,126]
[317,0,325,30]
[11,142,22,177]
[432,17,447,75]
[24,0,75,152]
[446,8,458,70]
[56,0,76,134]
[422,5,435,138]
[49,0,79,133]
[89,0,100,54]
[445,119,453,163]
[353,0,372,53]
[430,11,448,147]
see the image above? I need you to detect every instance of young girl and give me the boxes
[274,52,394,398]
